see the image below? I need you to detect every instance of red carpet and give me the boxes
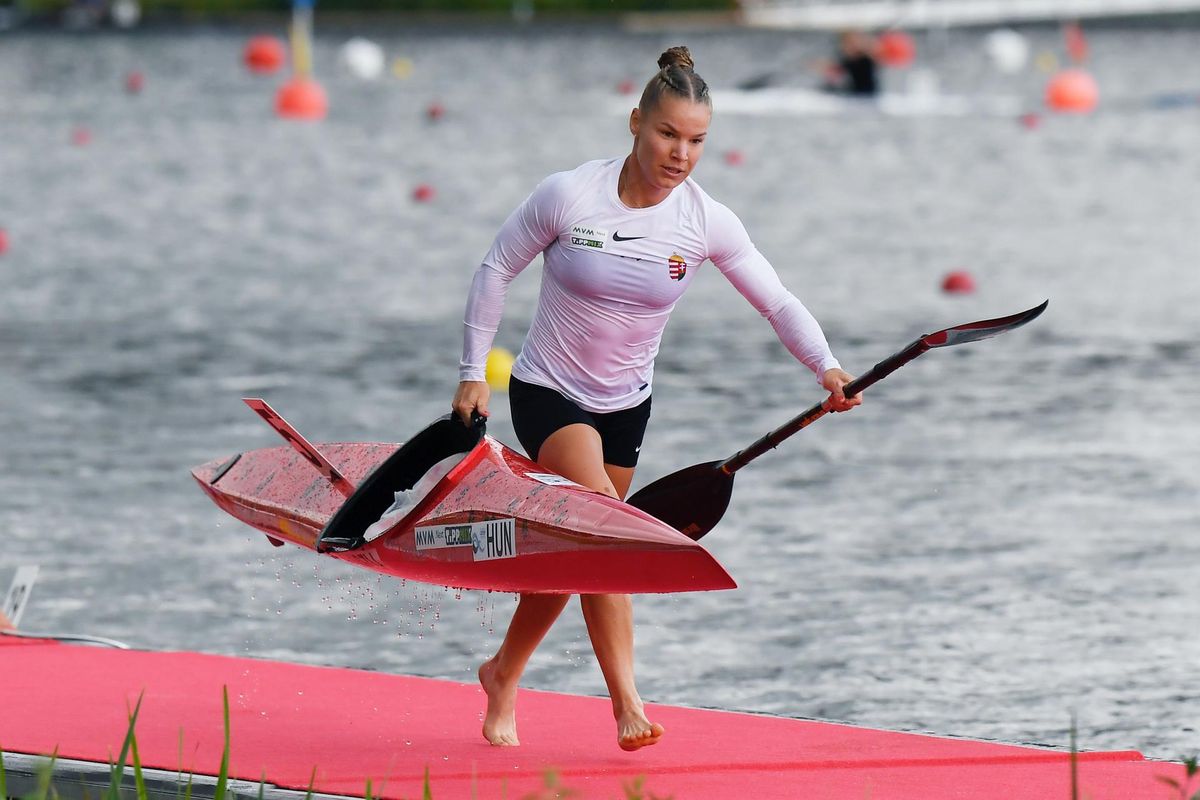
[0,638,1184,799]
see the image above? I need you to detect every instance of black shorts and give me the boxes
[509,376,652,468]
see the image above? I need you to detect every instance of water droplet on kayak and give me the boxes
[405,740,411,746]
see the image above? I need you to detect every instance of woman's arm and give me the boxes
[706,201,861,412]
[454,173,570,424]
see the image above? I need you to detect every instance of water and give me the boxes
[2,24,1198,760]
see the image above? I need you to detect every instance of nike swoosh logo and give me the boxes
[612,232,646,242]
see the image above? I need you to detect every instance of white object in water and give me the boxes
[2,566,39,630]
[111,0,141,28]
[340,38,386,81]
[364,453,467,542]
[985,28,1030,74]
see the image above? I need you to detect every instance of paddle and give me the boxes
[626,300,1049,540]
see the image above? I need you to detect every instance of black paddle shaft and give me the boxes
[626,301,1048,539]
[719,339,926,473]
[719,300,1049,475]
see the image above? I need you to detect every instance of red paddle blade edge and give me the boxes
[924,299,1048,348]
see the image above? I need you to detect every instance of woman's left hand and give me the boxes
[821,368,862,413]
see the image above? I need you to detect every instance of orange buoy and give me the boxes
[413,184,435,203]
[426,101,445,121]
[244,36,286,74]
[1045,69,1098,113]
[877,31,916,67]
[0,228,8,256]
[125,70,144,94]
[941,270,976,294]
[275,78,327,120]
[723,149,745,167]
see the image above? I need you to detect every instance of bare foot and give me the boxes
[617,711,664,752]
[478,658,520,746]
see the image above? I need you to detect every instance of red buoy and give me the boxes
[426,101,445,121]
[413,184,435,203]
[125,70,145,94]
[617,79,636,95]
[941,270,976,294]
[275,78,327,121]
[1045,69,1098,113]
[244,36,286,74]
[71,127,92,146]
[1019,111,1041,130]
[0,228,9,256]
[1063,21,1089,64]
[723,149,745,167]
[877,31,916,67]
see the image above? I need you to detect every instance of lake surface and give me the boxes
[1,22,1198,761]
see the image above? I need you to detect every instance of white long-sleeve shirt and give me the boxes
[460,157,840,413]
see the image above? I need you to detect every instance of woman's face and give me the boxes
[630,94,711,192]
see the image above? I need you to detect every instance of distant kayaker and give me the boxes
[451,45,861,752]
[818,29,880,96]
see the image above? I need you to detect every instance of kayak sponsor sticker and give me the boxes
[525,472,583,488]
[414,523,475,551]
[414,518,517,562]
[471,518,517,562]
[567,224,608,251]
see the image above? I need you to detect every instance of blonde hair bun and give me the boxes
[657,46,695,72]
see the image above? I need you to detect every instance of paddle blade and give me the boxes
[626,461,734,541]
[924,299,1048,348]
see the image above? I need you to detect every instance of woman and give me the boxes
[452,46,861,752]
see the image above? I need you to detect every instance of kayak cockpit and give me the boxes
[316,415,483,552]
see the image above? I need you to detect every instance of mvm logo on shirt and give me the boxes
[569,224,608,250]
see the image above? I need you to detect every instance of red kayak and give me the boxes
[192,406,735,595]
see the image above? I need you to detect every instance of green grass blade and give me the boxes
[305,765,317,800]
[131,733,148,800]
[177,728,198,800]
[423,765,432,800]
[1069,713,1079,800]
[108,692,145,799]
[213,686,232,800]
[35,747,59,800]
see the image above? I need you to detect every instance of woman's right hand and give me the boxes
[452,380,490,427]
